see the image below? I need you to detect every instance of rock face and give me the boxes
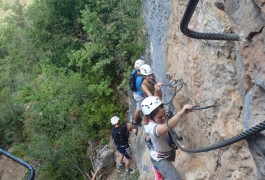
[136,0,265,179]
[91,143,116,179]
[0,155,27,180]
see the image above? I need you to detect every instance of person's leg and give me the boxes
[123,146,135,174]
[125,159,131,170]
[117,145,132,170]
[133,109,141,123]
[132,100,142,136]
[152,159,181,180]
[133,93,143,125]
[118,154,124,165]
[152,166,164,180]
[124,146,132,170]
[116,146,125,169]
[133,100,142,124]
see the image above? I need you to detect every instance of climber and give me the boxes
[111,116,135,175]
[140,64,163,149]
[140,64,162,99]
[129,59,146,126]
[133,63,163,126]
[141,96,193,180]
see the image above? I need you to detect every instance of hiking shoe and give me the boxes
[116,163,125,169]
[126,168,135,175]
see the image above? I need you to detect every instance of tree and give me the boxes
[0,0,145,178]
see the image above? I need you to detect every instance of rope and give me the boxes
[0,148,35,180]
[180,0,240,41]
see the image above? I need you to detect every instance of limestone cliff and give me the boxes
[135,0,265,179]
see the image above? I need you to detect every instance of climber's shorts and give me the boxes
[133,92,144,111]
[116,145,132,159]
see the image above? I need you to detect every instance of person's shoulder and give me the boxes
[120,124,128,130]
[144,121,157,133]
[141,78,147,85]
[148,121,158,126]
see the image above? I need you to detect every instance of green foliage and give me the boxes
[132,169,140,180]
[26,0,87,67]
[18,64,125,178]
[0,0,145,179]
[83,1,144,66]
[0,88,24,148]
[0,0,41,148]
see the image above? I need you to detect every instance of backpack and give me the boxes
[129,69,139,92]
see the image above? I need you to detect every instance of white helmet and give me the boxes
[134,59,145,70]
[111,116,120,125]
[141,96,162,115]
[140,64,153,75]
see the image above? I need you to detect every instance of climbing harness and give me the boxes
[180,0,240,41]
[0,148,35,180]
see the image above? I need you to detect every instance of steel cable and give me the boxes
[162,83,265,153]
[180,0,240,41]
[0,148,35,180]
[167,112,265,153]
[163,79,184,105]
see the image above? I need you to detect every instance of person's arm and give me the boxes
[156,104,193,136]
[92,166,102,180]
[141,82,153,97]
[154,82,162,100]
[126,122,133,131]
